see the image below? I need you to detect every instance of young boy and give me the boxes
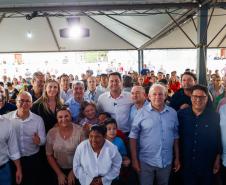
[104,118,130,167]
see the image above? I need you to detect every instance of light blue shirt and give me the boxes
[112,137,127,157]
[129,100,149,130]
[218,103,226,167]
[60,89,73,103]
[65,97,81,122]
[129,103,179,168]
[84,89,103,103]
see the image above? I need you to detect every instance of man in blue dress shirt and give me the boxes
[129,83,180,185]
[178,84,222,185]
[65,81,85,122]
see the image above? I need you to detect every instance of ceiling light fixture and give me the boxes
[69,26,82,39]
[59,17,90,39]
[26,31,32,38]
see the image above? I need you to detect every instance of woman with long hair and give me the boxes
[32,79,62,133]
[31,79,63,185]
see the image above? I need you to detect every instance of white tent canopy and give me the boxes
[0,0,225,52]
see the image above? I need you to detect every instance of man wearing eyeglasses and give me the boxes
[4,91,46,185]
[178,84,222,185]
[0,85,16,115]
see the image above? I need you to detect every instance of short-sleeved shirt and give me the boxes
[97,91,133,133]
[112,137,127,157]
[178,107,222,172]
[169,88,191,111]
[46,124,84,169]
[129,104,179,168]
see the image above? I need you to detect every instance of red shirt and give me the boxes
[169,81,181,93]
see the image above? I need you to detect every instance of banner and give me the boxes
[14,53,23,65]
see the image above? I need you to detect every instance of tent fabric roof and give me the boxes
[0,0,225,52]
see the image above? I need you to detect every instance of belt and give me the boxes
[0,163,7,170]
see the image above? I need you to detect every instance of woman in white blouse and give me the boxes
[46,106,84,185]
[73,125,122,185]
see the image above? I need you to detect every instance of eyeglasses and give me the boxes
[17,99,32,104]
[191,95,207,101]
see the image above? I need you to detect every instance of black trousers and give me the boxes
[20,152,41,185]
[221,165,226,185]
[182,169,214,185]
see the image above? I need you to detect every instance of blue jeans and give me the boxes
[0,162,12,185]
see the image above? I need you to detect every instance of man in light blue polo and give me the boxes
[129,83,180,185]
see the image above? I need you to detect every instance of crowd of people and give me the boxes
[0,67,225,185]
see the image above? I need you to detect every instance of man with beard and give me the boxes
[170,72,197,111]
[168,71,197,185]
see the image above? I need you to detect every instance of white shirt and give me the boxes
[4,110,46,157]
[73,139,122,185]
[60,89,73,103]
[0,116,20,166]
[97,91,133,133]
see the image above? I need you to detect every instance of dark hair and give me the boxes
[109,72,122,81]
[191,84,208,95]
[32,71,44,81]
[191,84,213,109]
[123,75,133,88]
[90,125,107,136]
[59,74,69,81]
[0,82,4,87]
[158,79,168,85]
[6,82,12,87]
[98,112,111,118]
[56,105,72,117]
[79,101,97,119]
[181,71,197,81]
[104,118,118,128]
[100,73,108,78]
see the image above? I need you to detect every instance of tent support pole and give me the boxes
[196,4,208,86]
[138,50,144,74]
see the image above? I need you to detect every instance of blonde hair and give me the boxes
[37,79,62,113]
